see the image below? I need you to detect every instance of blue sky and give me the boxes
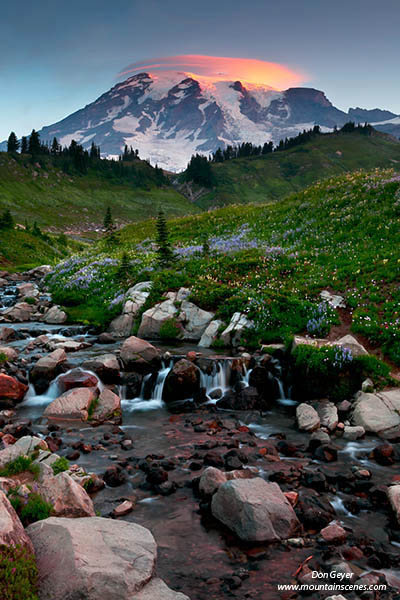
[1,0,399,139]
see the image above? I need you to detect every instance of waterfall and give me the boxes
[122,361,173,412]
[153,361,173,401]
[200,360,230,403]
[22,367,103,407]
[241,365,253,387]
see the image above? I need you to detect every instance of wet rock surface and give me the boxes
[1,272,400,600]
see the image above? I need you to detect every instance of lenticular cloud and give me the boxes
[118,54,306,90]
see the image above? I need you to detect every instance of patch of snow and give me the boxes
[371,115,400,126]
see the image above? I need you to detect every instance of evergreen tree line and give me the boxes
[6,130,167,187]
[185,121,375,187]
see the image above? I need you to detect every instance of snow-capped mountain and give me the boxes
[10,72,400,171]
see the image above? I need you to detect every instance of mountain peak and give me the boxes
[26,75,399,172]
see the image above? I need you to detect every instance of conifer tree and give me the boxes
[103,207,119,246]
[117,252,131,282]
[156,209,175,267]
[0,209,14,230]
[20,137,28,154]
[51,137,60,156]
[28,129,41,155]
[7,132,19,153]
[103,207,113,230]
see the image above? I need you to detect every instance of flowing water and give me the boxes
[1,280,400,598]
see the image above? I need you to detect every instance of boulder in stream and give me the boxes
[30,348,68,385]
[296,403,320,432]
[42,305,67,324]
[164,359,200,402]
[352,389,400,439]
[43,387,99,422]
[211,478,301,542]
[0,373,28,407]
[26,516,190,600]
[120,336,160,372]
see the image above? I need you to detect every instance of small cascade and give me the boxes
[153,361,173,401]
[22,380,61,407]
[200,359,231,403]
[22,367,103,407]
[241,366,252,387]
[330,494,358,520]
[122,361,173,411]
[0,283,19,309]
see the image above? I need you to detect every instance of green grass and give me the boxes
[0,456,40,479]
[47,167,400,365]
[191,130,400,209]
[0,153,199,230]
[51,456,70,475]
[0,227,79,270]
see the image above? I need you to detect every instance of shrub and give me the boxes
[291,343,393,401]
[24,297,37,305]
[291,344,356,401]
[0,544,39,600]
[159,317,182,341]
[51,456,70,475]
[19,493,53,526]
[0,352,8,364]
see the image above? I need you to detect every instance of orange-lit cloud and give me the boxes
[118,55,307,90]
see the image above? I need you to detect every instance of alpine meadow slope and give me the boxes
[47,167,400,365]
[0,152,198,231]
[183,127,400,208]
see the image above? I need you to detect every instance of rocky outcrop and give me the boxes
[296,403,320,432]
[220,312,254,347]
[138,296,179,339]
[136,289,213,341]
[333,334,368,356]
[320,290,345,308]
[0,435,48,469]
[26,265,52,278]
[198,319,223,348]
[0,345,19,361]
[211,478,301,542]
[108,314,134,338]
[177,301,214,340]
[0,326,15,342]
[199,466,228,496]
[37,463,95,518]
[17,282,40,299]
[352,389,400,439]
[164,359,200,402]
[42,305,67,324]
[91,388,121,424]
[0,491,34,552]
[26,516,189,600]
[120,336,160,372]
[124,282,152,316]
